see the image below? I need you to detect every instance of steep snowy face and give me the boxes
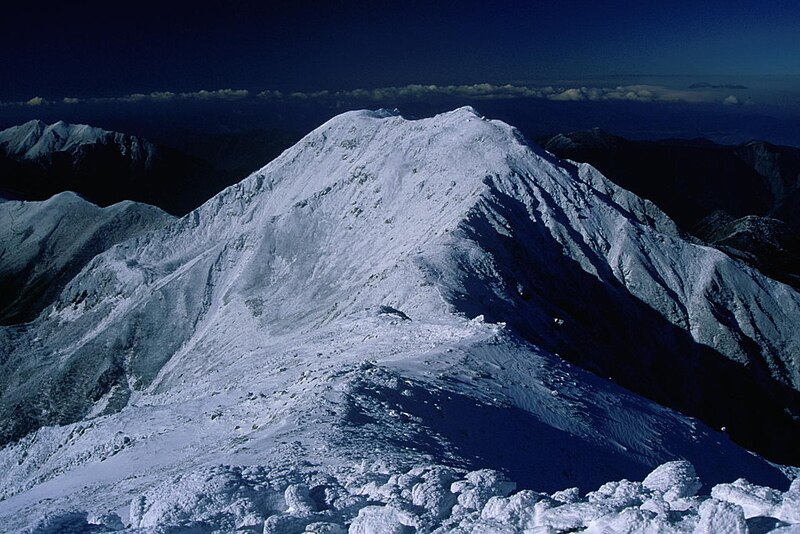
[540,131,800,291]
[0,193,173,324]
[0,120,158,166]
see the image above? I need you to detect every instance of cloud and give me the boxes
[181,89,249,100]
[257,89,284,99]
[3,83,748,109]
[116,88,248,102]
[258,84,555,102]
[548,88,585,101]
[254,83,737,106]
[44,89,250,105]
[120,91,177,102]
[540,84,708,104]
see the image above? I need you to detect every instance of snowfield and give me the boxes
[0,108,798,532]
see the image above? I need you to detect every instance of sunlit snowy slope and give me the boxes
[0,108,798,532]
[0,193,173,324]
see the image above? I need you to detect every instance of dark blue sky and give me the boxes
[2,0,799,102]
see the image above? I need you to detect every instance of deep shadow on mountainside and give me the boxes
[540,129,800,289]
[445,175,800,465]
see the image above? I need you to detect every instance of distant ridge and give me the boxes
[0,120,232,215]
[0,192,173,325]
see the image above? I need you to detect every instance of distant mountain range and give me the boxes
[540,129,800,288]
[3,120,799,292]
[0,120,295,217]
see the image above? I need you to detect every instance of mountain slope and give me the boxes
[0,193,173,325]
[540,129,800,288]
[0,108,798,530]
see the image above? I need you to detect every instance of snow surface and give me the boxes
[0,107,799,532]
[0,192,173,324]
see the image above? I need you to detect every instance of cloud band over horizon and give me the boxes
[2,82,750,109]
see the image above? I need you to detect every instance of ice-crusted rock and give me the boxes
[451,469,516,512]
[16,460,798,533]
[711,478,782,518]
[643,460,702,502]
[777,479,800,524]
[407,466,461,520]
[348,505,418,534]
[695,498,747,534]
[479,490,549,527]
[538,501,610,531]
[303,522,349,534]
[87,511,125,531]
[129,465,290,530]
[584,507,685,533]
[586,479,647,509]
[286,484,318,516]
[551,487,582,504]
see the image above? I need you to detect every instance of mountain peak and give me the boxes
[0,119,157,164]
[20,118,47,130]
[1,108,799,529]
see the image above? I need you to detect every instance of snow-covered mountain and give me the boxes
[0,120,158,165]
[0,192,173,324]
[0,120,228,216]
[0,108,798,532]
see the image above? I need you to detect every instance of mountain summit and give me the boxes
[0,108,798,531]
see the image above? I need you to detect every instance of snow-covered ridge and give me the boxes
[0,119,158,165]
[0,107,799,530]
[0,192,173,324]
